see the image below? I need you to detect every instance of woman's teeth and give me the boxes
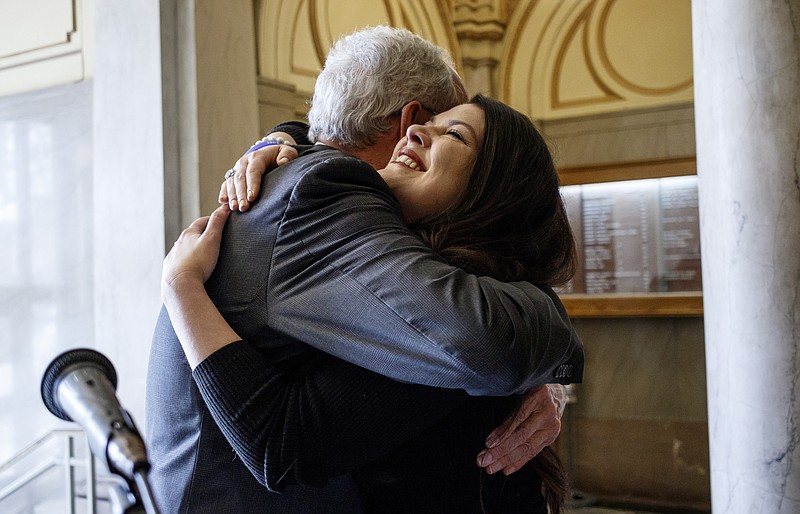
[396,155,421,170]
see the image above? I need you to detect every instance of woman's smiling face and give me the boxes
[379,103,485,224]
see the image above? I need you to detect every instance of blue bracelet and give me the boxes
[245,139,283,155]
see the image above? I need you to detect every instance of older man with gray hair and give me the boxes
[147,25,581,513]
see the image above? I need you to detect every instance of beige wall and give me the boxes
[252,0,693,124]
[254,0,459,98]
[0,0,94,97]
[502,0,693,119]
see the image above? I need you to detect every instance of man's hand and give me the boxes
[220,132,299,212]
[476,384,566,475]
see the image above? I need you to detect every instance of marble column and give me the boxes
[692,1,800,512]
[93,0,168,422]
[93,0,259,424]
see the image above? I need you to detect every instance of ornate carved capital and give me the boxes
[453,0,508,41]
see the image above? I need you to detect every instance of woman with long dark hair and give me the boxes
[409,94,574,512]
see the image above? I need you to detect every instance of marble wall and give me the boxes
[0,81,94,464]
[567,317,710,508]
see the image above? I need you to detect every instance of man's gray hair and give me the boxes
[307,26,467,149]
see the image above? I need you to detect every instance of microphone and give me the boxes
[40,348,149,481]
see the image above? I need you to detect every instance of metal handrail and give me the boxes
[0,429,83,473]
[0,429,97,513]
[1,459,59,501]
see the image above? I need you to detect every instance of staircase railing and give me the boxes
[0,429,97,513]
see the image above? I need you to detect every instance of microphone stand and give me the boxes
[108,477,144,514]
[104,413,161,514]
[106,468,158,514]
[133,469,160,514]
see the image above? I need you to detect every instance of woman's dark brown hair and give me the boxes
[413,94,576,287]
[413,94,576,513]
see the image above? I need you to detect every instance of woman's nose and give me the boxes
[406,125,429,147]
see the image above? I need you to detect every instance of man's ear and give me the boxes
[398,101,426,135]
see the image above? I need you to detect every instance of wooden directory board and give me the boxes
[556,159,702,317]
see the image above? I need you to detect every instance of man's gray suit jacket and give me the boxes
[146,145,584,513]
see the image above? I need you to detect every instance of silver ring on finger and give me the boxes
[224,168,235,180]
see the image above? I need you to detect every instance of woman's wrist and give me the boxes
[161,270,206,306]
[162,277,241,369]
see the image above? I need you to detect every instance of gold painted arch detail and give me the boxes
[501,0,693,120]
[255,0,460,97]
